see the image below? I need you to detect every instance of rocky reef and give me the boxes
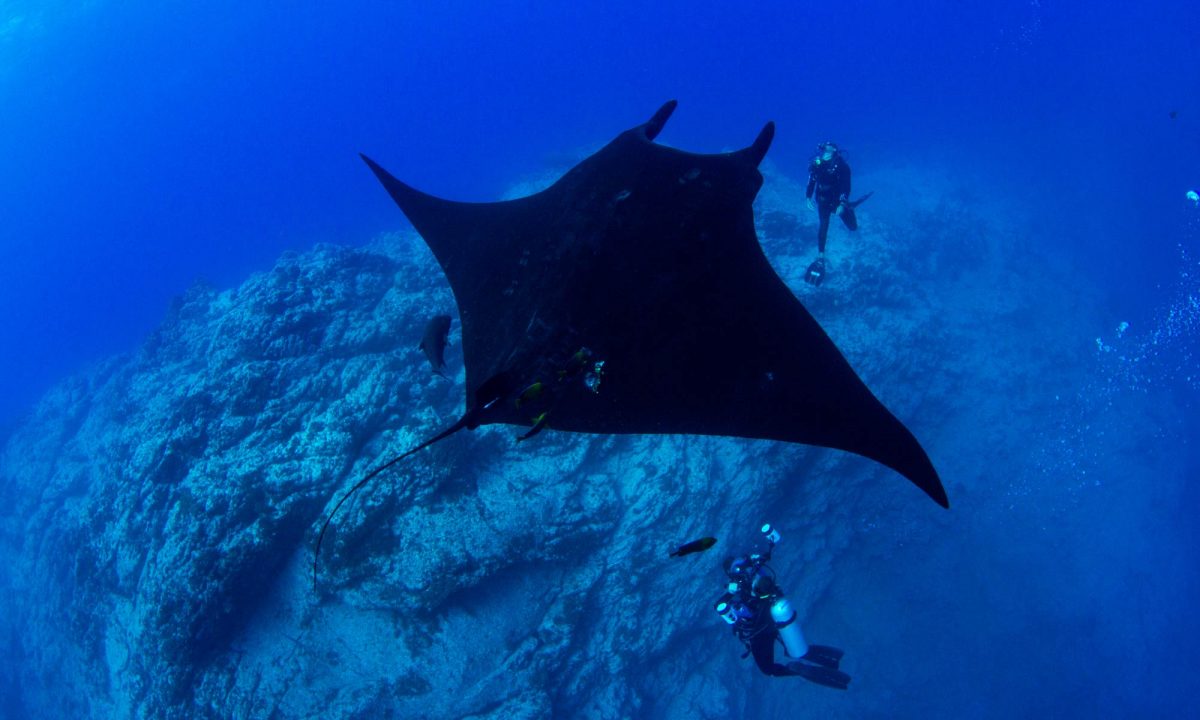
[0,162,1156,719]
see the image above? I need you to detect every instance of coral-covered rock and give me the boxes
[0,164,1130,719]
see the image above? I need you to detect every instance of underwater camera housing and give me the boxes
[713,521,808,657]
[715,521,781,621]
[715,600,738,624]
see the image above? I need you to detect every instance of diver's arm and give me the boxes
[840,164,852,201]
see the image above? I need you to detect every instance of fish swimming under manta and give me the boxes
[420,314,453,377]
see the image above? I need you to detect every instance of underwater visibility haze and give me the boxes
[1,1,1197,718]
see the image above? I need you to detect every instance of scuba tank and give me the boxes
[770,596,809,660]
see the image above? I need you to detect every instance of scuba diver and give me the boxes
[714,524,851,689]
[804,142,854,287]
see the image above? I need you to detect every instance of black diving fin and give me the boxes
[802,645,844,669]
[838,191,874,231]
[804,257,826,286]
[786,661,851,689]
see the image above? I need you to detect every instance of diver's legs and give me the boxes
[816,203,833,254]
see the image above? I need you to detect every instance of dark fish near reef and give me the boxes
[314,101,947,586]
[669,536,717,558]
[419,315,452,376]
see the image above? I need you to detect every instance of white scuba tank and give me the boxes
[770,597,808,660]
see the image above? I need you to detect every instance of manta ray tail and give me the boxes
[312,417,467,588]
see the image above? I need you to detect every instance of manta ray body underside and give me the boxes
[316,101,947,579]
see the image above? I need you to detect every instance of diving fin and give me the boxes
[845,191,874,209]
[803,645,844,669]
[804,257,826,286]
[838,191,873,231]
[786,661,851,689]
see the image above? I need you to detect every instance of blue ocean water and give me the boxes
[1,1,1197,718]
[2,0,1195,429]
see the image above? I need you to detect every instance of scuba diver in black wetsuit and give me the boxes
[804,142,853,287]
[714,524,851,689]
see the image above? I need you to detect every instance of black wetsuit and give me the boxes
[805,154,852,254]
[743,596,851,688]
[747,603,795,677]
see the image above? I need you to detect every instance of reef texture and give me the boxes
[0,163,1145,720]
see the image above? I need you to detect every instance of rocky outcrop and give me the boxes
[0,164,1101,719]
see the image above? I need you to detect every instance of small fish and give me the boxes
[558,347,595,382]
[419,315,452,377]
[1169,110,1178,120]
[584,360,605,394]
[518,412,549,441]
[515,381,545,408]
[669,536,717,558]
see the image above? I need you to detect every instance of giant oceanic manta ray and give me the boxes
[315,101,946,579]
